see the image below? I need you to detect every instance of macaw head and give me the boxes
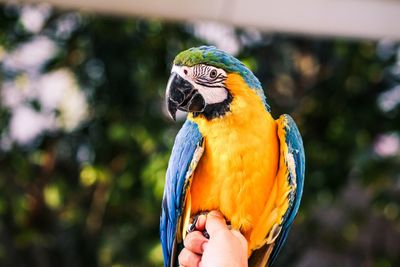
[166,46,269,120]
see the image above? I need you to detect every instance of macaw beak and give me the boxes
[166,72,206,120]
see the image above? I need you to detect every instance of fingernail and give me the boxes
[208,210,222,218]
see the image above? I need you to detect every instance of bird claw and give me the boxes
[186,213,210,239]
[202,230,210,239]
[187,215,199,233]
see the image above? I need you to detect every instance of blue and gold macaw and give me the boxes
[160,46,305,267]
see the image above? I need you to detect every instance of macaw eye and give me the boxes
[210,69,217,79]
[183,69,188,75]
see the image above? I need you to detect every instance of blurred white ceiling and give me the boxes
[5,0,400,40]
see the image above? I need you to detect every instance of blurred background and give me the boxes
[0,1,399,267]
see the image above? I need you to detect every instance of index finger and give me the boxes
[205,211,228,237]
[195,214,207,231]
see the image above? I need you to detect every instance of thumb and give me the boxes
[231,229,248,252]
[205,211,228,237]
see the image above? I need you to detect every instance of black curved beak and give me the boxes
[166,72,205,120]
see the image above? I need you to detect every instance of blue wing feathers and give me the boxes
[283,115,305,227]
[268,115,305,267]
[160,120,203,267]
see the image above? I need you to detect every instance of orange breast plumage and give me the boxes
[187,73,290,252]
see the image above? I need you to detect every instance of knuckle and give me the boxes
[178,249,189,265]
[183,232,195,247]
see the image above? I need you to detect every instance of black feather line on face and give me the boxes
[193,92,233,120]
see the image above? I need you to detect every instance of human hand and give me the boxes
[178,211,248,267]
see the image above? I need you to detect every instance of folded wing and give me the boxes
[160,120,204,267]
[249,114,305,267]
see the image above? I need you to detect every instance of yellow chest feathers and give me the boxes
[188,73,279,233]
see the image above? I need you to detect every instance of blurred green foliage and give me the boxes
[0,3,399,267]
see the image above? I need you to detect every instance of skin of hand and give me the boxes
[178,211,248,267]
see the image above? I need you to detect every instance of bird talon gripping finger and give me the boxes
[160,46,305,267]
[202,230,210,239]
[187,215,199,234]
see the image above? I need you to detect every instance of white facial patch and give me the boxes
[196,86,228,104]
[171,65,228,105]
